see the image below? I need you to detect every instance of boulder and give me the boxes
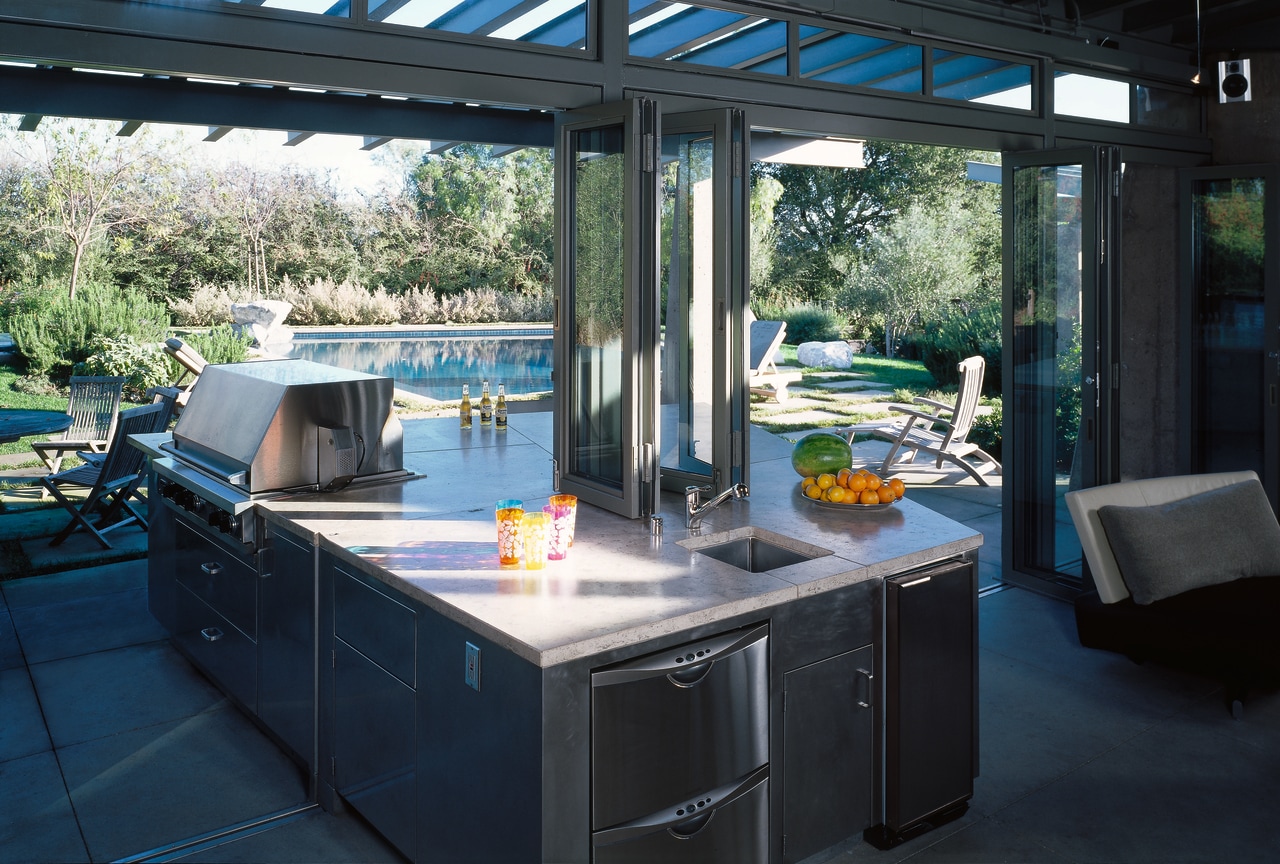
[797,340,854,369]
[231,300,293,347]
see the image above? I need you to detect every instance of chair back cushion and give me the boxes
[1096,478,1280,604]
[1065,471,1264,603]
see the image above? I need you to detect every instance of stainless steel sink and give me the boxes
[680,528,831,573]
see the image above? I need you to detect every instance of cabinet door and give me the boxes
[258,527,316,773]
[884,559,976,833]
[782,644,874,863]
[331,566,417,861]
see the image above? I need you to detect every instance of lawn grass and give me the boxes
[0,363,72,457]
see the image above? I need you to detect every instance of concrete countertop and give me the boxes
[254,413,982,668]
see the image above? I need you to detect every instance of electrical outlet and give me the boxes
[465,641,481,691]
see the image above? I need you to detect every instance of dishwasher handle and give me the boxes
[667,808,716,840]
[590,622,768,688]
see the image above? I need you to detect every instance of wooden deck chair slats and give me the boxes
[41,402,170,549]
[748,320,803,403]
[31,375,128,473]
[839,355,1001,486]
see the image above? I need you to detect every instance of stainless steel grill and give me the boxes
[153,358,411,552]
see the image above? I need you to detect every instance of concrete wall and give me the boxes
[1118,163,1180,481]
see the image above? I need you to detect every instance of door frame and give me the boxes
[1001,146,1119,597]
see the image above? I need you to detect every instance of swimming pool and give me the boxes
[273,329,553,401]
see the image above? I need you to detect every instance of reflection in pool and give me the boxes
[273,334,553,400]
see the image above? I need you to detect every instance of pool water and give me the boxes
[275,335,553,401]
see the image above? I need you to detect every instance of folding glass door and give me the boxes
[1181,165,1280,507]
[554,100,748,520]
[1002,148,1118,595]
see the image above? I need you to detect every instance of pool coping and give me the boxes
[284,324,553,340]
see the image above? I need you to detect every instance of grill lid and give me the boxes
[168,359,404,494]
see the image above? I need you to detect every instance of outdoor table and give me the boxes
[0,409,74,444]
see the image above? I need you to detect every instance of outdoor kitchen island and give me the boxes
[147,411,982,864]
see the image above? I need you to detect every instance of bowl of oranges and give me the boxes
[799,467,906,511]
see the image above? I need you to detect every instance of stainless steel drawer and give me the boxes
[173,520,257,640]
[174,582,258,711]
[591,623,769,831]
[333,566,416,688]
[592,767,768,864]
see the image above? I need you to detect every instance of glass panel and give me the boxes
[1055,72,1130,123]
[222,0,349,15]
[933,48,1031,109]
[1009,162,1085,579]
[799,27,922,94]
[376,0,589,49]
[569,125,627,486]
[628,2,786,74]
[1135,84,1199,131]
[659,130,715,477]
[1191,176,1267,475]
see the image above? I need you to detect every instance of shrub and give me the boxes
[169,283,239,327]
[182,324,255,366]
[782,304,843,344]
[968,401,1003,463]
[910,301,1001,396]
[7,282,170,382]
[74,334,172,402]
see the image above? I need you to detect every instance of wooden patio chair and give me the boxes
[30,375,127,473]
[163,337,210,414]
[748,320,803,403]
[837,355,1001,486]
[41,402,170,549]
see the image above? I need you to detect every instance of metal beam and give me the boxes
[117,119,143,136]
[0,65,555,148]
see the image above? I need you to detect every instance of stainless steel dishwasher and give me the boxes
[590,622,769,863]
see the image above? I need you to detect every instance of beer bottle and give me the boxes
[495,383,508,431]
[480,380,493,426]
[459,383,472,429]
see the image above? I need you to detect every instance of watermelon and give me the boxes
[791,432,853,478]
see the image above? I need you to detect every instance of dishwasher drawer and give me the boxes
[591,623,769,831]
[592,767,768,864]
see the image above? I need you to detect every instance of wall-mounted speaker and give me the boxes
[1219,59,1252,103]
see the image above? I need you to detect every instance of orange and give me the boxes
[804,483,823,499]
[801,476,817,490]
[847,474,867,493]
[888,478,906,499]
[859,488,880,505]
[825,486,846,503]
[877,485,897,504]
[816,473,836,490]
[864,473,882,491]
[836,467,855,488]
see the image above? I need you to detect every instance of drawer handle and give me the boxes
[855,667,874,709]
[667,661,714,688]
[201,627,224,642]
[201,562,224,576]
[668,809,715,840]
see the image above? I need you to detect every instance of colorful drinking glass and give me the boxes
[549,493,578,550]
[495,499,524,567]
[520,510,552,570]
[543,494,578,560]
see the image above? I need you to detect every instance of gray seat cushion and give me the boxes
[1097,478,1280,605]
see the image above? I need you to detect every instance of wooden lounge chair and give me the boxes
[838,355,1001,486]
[31,375,127,473]
[748,320,803,403]
[163,337,210,413]
[41,402,171,549]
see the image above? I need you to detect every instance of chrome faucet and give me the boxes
[685,483,749,529]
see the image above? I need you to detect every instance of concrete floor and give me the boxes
[2,421,1278,862]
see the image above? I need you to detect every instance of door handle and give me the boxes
[201,562,223,576]
[855,667,874,709]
